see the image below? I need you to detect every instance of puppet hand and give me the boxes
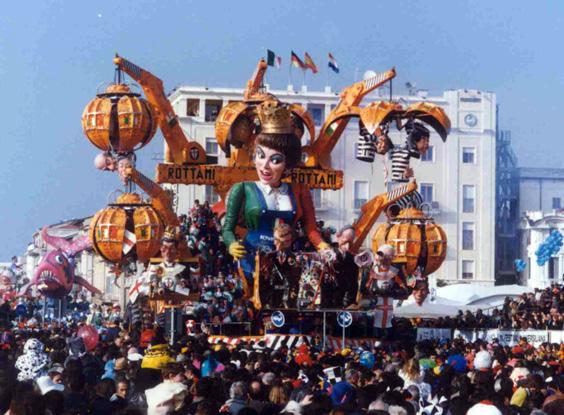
[228,242,247,260]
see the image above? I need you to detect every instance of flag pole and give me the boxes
[302,68,306,88]
[288,59,292,89]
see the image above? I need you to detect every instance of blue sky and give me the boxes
[1,0,563,259]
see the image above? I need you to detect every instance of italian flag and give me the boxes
[266,49,281,68]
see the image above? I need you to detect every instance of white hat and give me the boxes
[145,382,187,413]
[467,402,502,415]
[36,375,64,395]
[474,350,492,370]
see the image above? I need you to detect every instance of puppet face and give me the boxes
[34,250,74,298]
[117,158,133,184]
[376,133,392,155]
[160,241,178,263]
[413,283,429,306]
[337,228,355,253]
[415,136,430,154]
[255,145,286,187]
[274,224,293,251]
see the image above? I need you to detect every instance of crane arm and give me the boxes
[350,181,417,253]
[125,167,180,227]
[113,54,206,164]
[305,68,396,169]
[244,59,268,101]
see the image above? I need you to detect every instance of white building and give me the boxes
[519,210,564,288]
[518,168,564,215]
[167,85,497,283]
[518,167,564,288]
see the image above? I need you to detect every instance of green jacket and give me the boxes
[222,182,325,249]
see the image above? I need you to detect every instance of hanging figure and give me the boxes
[222,100,330,306]
[386,121,430,215]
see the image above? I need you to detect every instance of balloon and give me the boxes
[360,351,375,369]
[77,324,99,351]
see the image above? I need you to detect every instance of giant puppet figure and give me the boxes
[222,100,329,299]
[19,228,101,299]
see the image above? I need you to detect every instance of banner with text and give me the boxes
[416,328,452,342]
[454,329,550,347]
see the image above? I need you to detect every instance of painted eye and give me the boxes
[270,154,285,165]
[256,147,266,159]
[55,255,64,264]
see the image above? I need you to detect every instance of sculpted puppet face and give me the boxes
[413,283,429,306]
[255,145,286,187]
[337,228,355,254]
[160,241,178,263]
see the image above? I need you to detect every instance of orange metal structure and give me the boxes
[82,83,157,153]
[89,193,165,264]
[113,54,207,164]
[372,208,447,276]
[350,181,418,253]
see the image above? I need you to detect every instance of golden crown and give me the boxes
[162,226,180,243]
[257,100,295,134]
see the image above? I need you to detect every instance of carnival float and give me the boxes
[26,51,451,336]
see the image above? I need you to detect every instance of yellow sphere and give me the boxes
[89,193,164,264]
[82,84,157,153]
[372,208,447,276]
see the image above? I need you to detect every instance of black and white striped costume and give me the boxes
[388,144,423,210]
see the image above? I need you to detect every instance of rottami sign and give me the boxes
[156,164,343,190]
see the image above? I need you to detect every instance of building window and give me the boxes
[552,197,561,210]
[186,99,200,116]
[421,146,434,162]
[105,274,115,296]
[463,185,475,213]
[308,105,324,126]
[204,185,219,204]
[204,100,222,122]
[549,257,559,279]
[354,181,369,209]
[462,260,475,279]
[311,188,323,209]
[462,222,475,250]
[205,137,218,157]
[420,183,434,203]
[462,147,476,164]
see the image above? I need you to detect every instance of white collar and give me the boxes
[256,181,288,195]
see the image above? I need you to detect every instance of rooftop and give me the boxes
[519,167,564,180]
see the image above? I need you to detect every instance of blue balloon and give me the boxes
[360,351,375,369]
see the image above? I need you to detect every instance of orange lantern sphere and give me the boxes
[89,193,164,264]
[372,208,447,276]
[81,84,157,153]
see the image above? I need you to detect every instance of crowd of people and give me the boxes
[1,198,562,414]
[398,284,563,331]
[0,321,561,415]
